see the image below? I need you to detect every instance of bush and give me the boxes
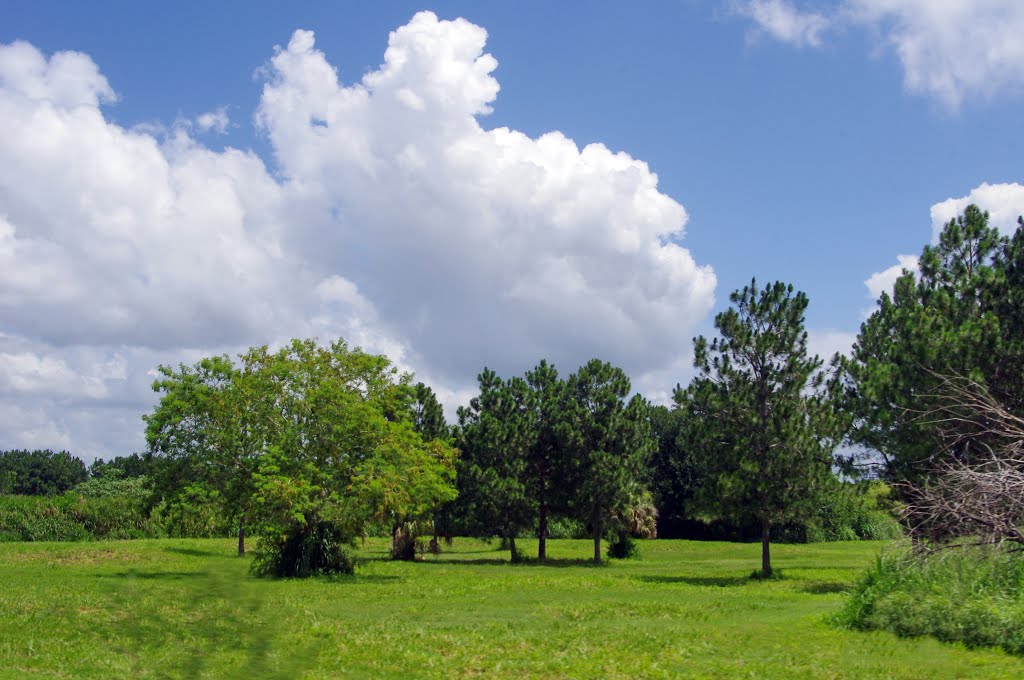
[251,522,356,578]
[546,517,588,539]
[606,531,638,559]
[0,493,160,541]
[837,546,1024,656]
[807,481,903,542]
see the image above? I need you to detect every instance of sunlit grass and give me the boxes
[0,538,1021,678]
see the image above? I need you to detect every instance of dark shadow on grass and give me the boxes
[100,570,211,580]
[164,547,226,558]
[634,574,749,587]
[801,581,850,595]
[419,557,608,568]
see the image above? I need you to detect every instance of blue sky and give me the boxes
[1,1,1022,459]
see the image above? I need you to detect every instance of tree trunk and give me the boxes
[761,520,771,577]
[538,500,548,561]
[509,535,518,563]
[237,516,245,557]
[593,518,602,564]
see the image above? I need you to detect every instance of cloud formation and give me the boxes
[0,12,715,459]
[734,0,830,48]
[732,0,1024,108]
[863,182,1024,315]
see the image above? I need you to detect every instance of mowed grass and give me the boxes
[1,538,1021,679]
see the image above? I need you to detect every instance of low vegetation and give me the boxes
[839,546,1024,657]
[2,538,1022,679]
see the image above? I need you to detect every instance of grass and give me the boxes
[0,538,1022,678]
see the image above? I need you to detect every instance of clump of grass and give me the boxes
[749,568,784,581]
[836,544,1024,655]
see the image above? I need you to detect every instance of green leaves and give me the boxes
[144,338,459,575]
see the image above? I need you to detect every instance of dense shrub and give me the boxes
[251,522,356,577]
[546,517,588,539]
[0,488,233,542]
[837,546,1024,656]
[606,531,638,559]
[806,482,903,542]
[0,494,159,541]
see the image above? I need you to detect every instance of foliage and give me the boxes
[845,206,1024,487]
[679,280,842,575]
[606,531,638,559]
[251,521,356,578]
[566,359,655,563]
[0,450,88,496]
[246,339,457,575]
[807,481,903,543]
[838,546,1024,656]
[0,493,160,541]
[456,369,537,561]
[647,405,704,538]
[88,453,151,480]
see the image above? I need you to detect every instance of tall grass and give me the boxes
[837,544,1024,655]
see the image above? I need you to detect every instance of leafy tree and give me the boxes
[145,355,260,556]
[456,369,537,562]
[565,359,654,564]
[647,405,704,538]
[680,280,839,576]
[244,339,457,575]
[88,453,151,480]
[0,450,88,496]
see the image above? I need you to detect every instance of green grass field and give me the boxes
[1,538,1021,679]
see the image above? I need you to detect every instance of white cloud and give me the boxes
[930,182,1024,240]
[730,0,1024,108]
[734,0,830,48]
[0,12,715,459]
[195,107,229,134]
[864,253,919,301]
[807,329,857,361]
[847,0,1024,108]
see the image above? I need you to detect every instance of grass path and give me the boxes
[0,538,1021,678]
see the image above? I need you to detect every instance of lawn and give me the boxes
[0,538,1021,678]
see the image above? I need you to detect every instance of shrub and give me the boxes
[251,522,356,578]
[607,531,638,559]
[837,546,1024,656]
[546,517,587,539]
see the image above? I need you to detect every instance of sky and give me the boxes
[0,0,1022,461]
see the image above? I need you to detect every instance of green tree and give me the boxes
[456,369,537,562]
[647,405,704,537]
[680,280,839,576]
[243,339,457,575]
[566,359,654,564]
[525,359,571,561]
[145,355,260,556]
[845,206,1012,484]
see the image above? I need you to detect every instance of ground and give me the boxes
[0,537,1020,678]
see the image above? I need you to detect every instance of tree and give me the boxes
[525,360,571,560]
[145,355,260,556]
[456,369,537,562]
[145,339,457,574]
[566,359,654,564]
[647,405,704,538]
[680,280,839,576]
[845,206,1017,486]
[0,450,88,496]
[242,339,458,575]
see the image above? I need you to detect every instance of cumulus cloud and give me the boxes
[864,253,919,301]
[734,0,830,48]
[930,182,1024,240]
[730,0,1024,108]
[0,12,714,459]
[807,329,857,360]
